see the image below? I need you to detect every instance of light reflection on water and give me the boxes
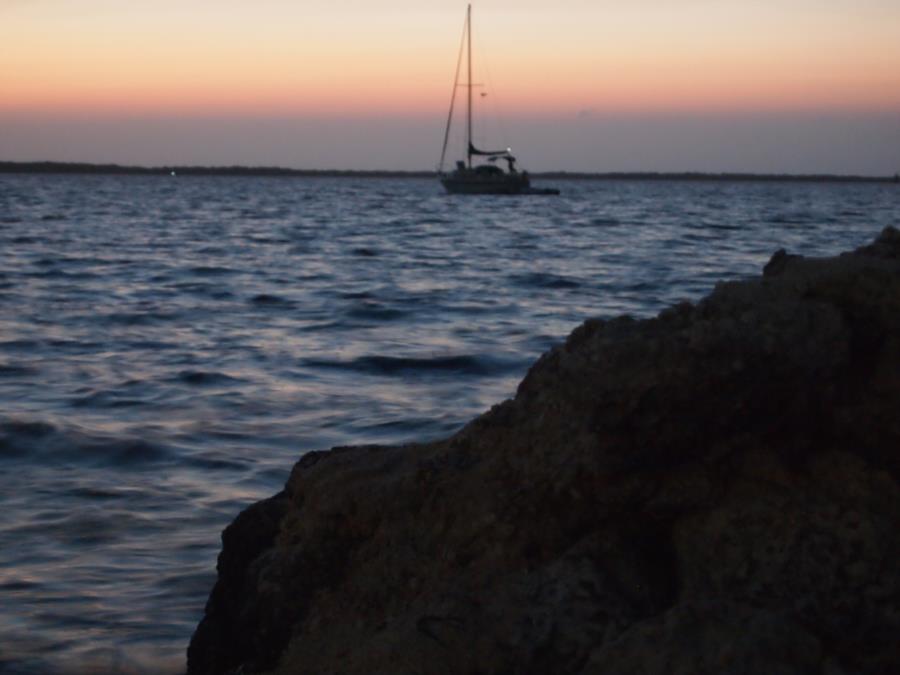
[0,174,897,673]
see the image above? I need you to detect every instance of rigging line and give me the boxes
[473,15,510,157]
[466,3,473,168]
[438,11,468,173]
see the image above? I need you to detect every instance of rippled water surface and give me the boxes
[0,174,897,673]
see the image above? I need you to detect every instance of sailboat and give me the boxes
[438,5,559,196]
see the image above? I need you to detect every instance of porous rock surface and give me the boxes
[188,227,900,675]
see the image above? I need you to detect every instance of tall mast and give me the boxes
[466,4,472,169]
[438,8,467,173]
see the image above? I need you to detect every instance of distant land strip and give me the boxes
[1,161,898,183]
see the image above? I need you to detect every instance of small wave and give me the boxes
[171,281,234,298]
[304,354,517,377]
[416,216,452,226]
[157,570,219,597]
[356,417,446,437]
[68,486,126,500]
[250,293,295,308]
[345,303,409,321]
[20,510,163,546]
[101,311,181,326]
[73,437,172,467]
[47,339,103,353]
[0,579,38,591]
[299,319,358,332]
[510,272,581,289]
[189,265,235,276]
[0,419,56,458]
[176,370,240,386]
[30,269,98,281]
[0,339,41,351]
[0,363,37,377]
[767,213,814,225]
[526,334,563,353]
[441,302,519,316]
[0,417,172,466]
[125,339,178,351]
[338,290,376,300]
[69,390,146,409]
[183,453,248,471]
[196,245,228,256]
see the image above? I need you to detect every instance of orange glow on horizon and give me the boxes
[4,56,900,120]
[2,1,900,119]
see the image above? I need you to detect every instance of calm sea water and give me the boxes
[0,174,897,674]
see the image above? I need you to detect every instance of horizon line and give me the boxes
[1,160,898,184]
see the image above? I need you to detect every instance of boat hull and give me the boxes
[440,173,558,195]
[441,172,533,195]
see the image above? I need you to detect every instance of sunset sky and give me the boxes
[2,0,899,173]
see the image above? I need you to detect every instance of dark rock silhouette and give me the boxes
[188,227,900,675]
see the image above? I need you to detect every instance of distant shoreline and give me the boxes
[1,161,897,184]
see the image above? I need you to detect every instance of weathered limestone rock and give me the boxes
[188,227,900,675]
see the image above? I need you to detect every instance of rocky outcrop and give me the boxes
[188,227,900,675]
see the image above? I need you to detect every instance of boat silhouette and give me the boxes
[438,5,559,196]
